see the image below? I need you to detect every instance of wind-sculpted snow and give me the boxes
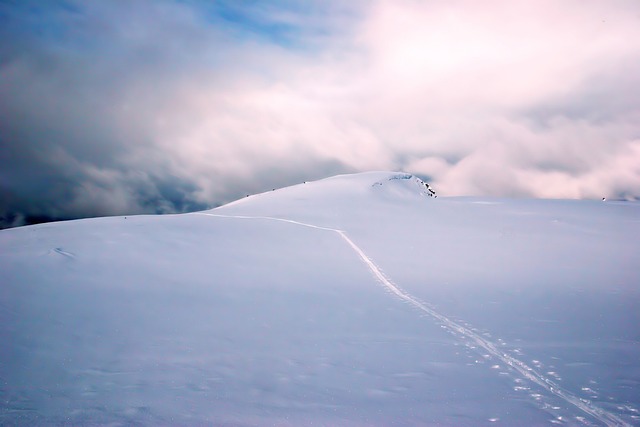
[374,173,436,197]
[1,171,639,425]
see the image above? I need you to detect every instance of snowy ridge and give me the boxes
[219,171,436,213]
[198,212,629,427]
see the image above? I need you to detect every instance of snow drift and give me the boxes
[1,171,639,426]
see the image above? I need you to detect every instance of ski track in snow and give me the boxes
[197,212,630,426]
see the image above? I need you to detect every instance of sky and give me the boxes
[1,0,639,228]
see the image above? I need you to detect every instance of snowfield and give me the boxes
[1,171,639,426]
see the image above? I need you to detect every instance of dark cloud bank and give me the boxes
[1,1,639,229]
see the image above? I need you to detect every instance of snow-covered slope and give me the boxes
[1,171,639,426]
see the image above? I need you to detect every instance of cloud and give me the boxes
[1,0,639,227]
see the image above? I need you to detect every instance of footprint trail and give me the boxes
[198,212,630,426]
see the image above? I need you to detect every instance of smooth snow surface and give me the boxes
[1,171,639,426]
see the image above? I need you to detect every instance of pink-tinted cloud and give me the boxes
[1,0,639,226]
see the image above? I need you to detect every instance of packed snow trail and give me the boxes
[197,212,630,426]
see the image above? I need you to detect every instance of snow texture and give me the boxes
[1,171,639,426]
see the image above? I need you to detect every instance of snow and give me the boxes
[1,171,639,426]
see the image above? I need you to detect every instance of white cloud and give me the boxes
[1,0,639,225]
